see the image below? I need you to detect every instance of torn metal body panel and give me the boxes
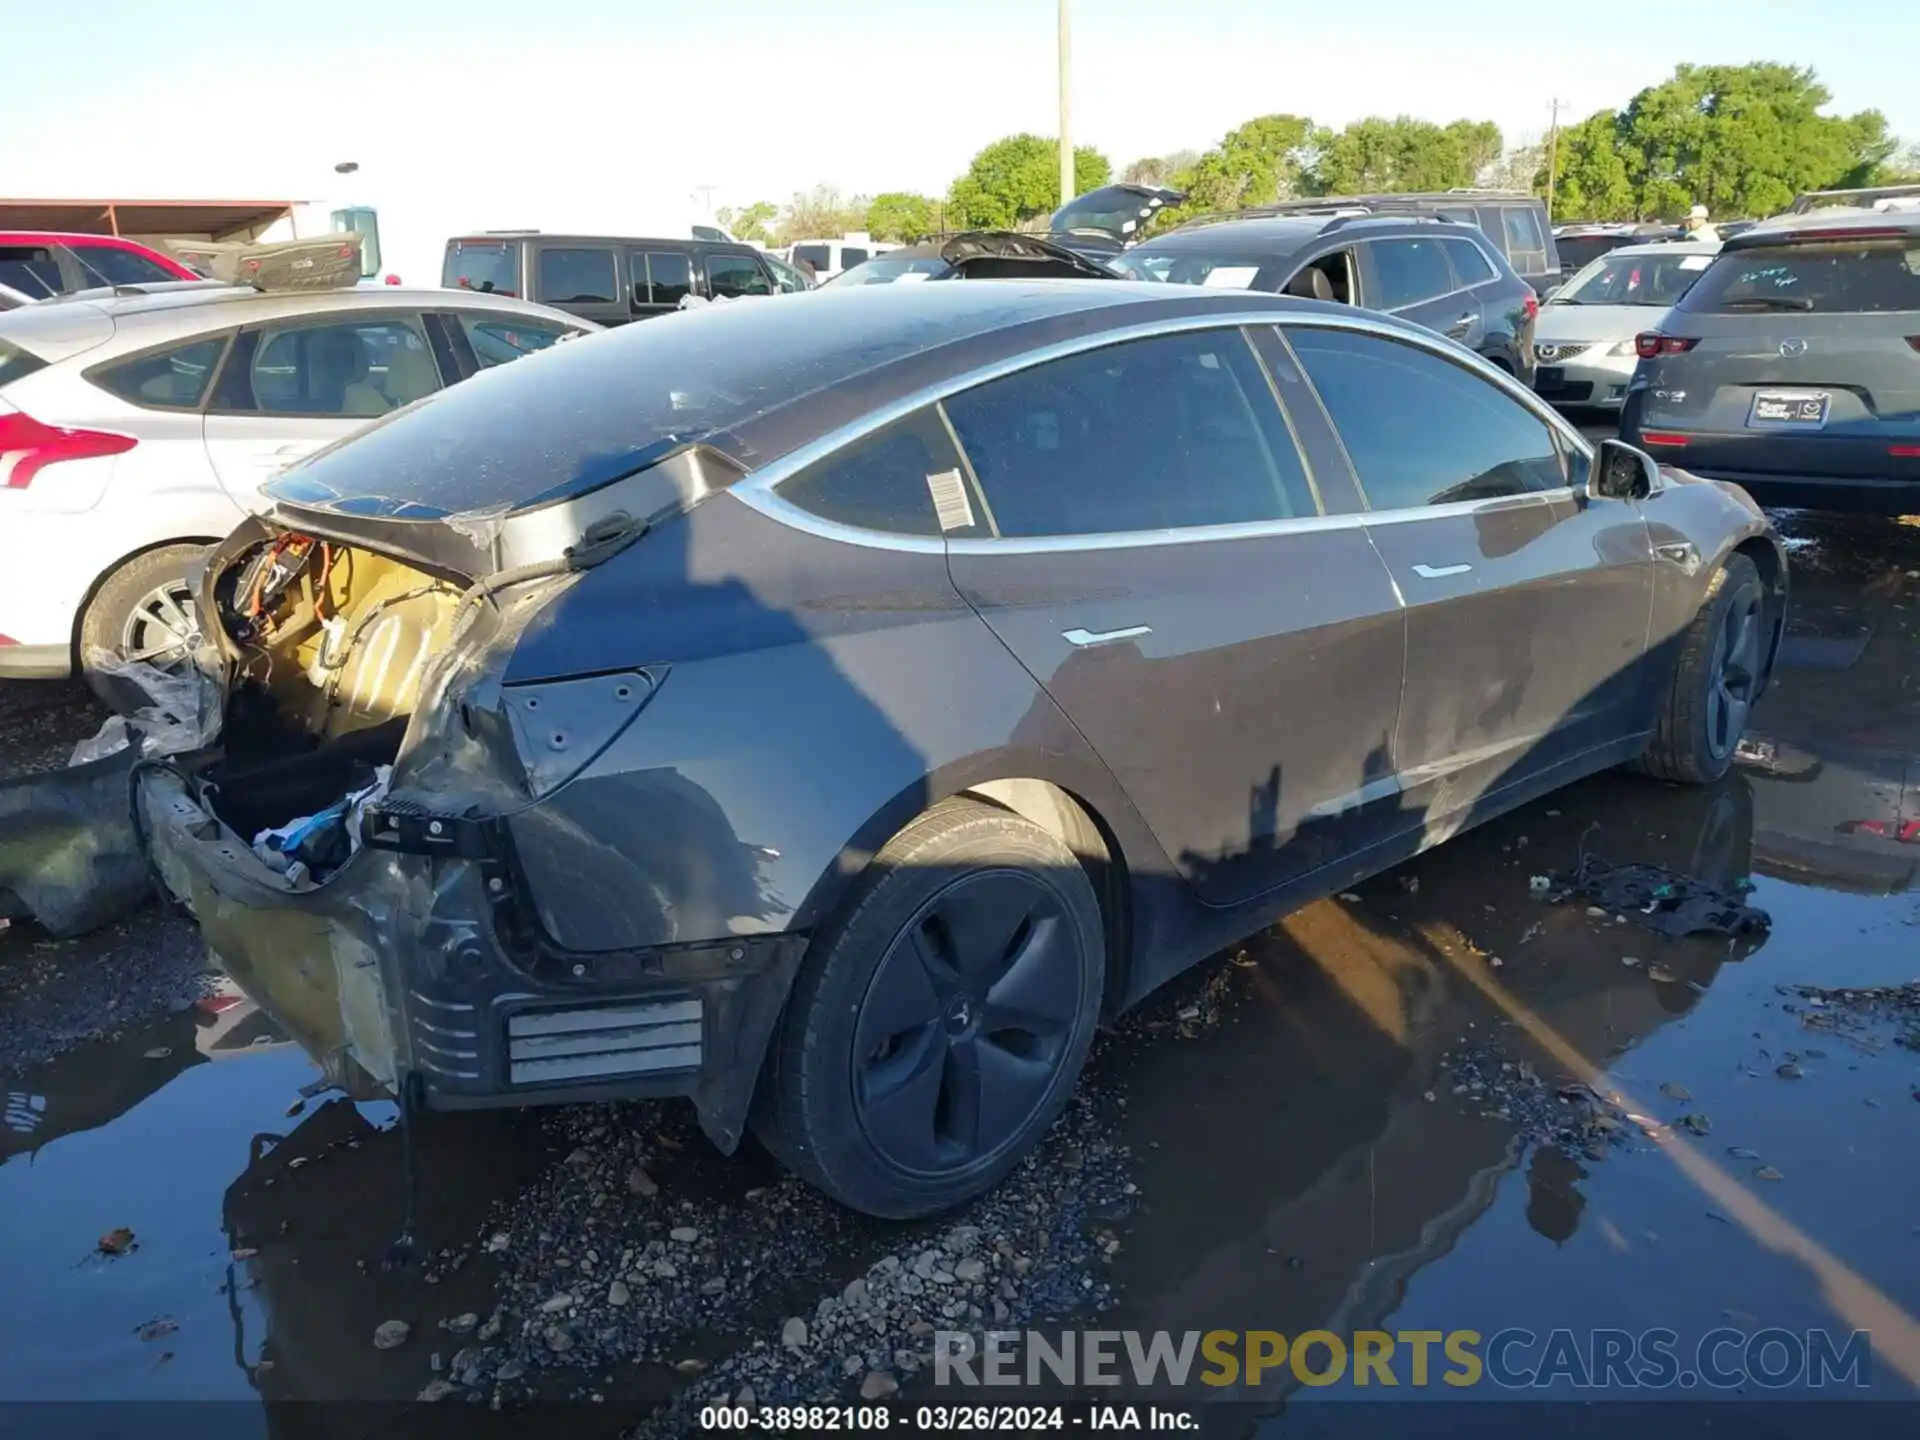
[0,747,150,937]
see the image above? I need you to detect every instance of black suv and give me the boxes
[1114,214,1539,384]
[1233,191,1560,291]
[441,232,803,326]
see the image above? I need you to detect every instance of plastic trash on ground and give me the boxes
[69,650,223,767]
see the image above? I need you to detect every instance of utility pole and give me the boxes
[1545,98,1566,220]
[691,186,719,222]
[1058,0,1074,208]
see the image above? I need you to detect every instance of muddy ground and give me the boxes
[2,499,1917,1434]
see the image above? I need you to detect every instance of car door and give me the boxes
[628,247,694,321]
[1359,236,1477,347]
[202,310,446,505]
[1283,322,1655,820]
[940,324,1409,907]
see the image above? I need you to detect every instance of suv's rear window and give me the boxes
[444,240,521,297]
[0,337,48,390]
[1680,239,1920,314]
[792,244,831,271]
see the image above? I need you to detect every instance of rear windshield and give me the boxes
[1051,188,1163,239]
[1553,250,1714,307]
[1555,235,1631,271]
[0,336,48,389]
[443,239,522,297]
[1679,239,1920,314]
[791,244,831,271]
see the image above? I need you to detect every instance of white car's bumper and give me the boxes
[1532,345,1638,410]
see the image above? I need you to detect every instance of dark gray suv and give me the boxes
[126,282,1783,1217]
[1113,215,1539,384]
[1620,210,1920,511]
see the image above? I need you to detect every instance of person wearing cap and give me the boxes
[1684,204,1721,242]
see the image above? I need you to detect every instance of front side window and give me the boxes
[225,316,439,417]
[942,328,1315,538]
[765,254,811,292]
[1678,240,1920,315]
[839,247,870,269]
[0,245,62,298]
[779,407,970,537]
[70,245,179,287]
[1291,326,1566,510]
[707,254,772,299]
[457,313,578,369]
[1368,238,1456,309]
[535,247,617,304]
[92,335,228,409]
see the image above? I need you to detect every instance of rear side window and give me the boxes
[456,313,578,369]
[219,317,439,417]
[707,254,772,300]
[1444,238,1498,286]
[1679,241,1920,315]
[943,328,1314,538]
[92,335,228,409]
[1498,206,1550,274]
[444,240,521,297]
[537,248,617,304]
[1368,238,1455,308]
[1291,327,1565,509]
[630,250,693,307]
[0,245,62,298]
[840,247,870,269]
[69,244,178,287]
[0,337,49,390]
[779,407,966,537]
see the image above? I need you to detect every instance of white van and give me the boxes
[784,234,897,284]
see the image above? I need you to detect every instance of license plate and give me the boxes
[1748,390,1830,429]
[1537,366,1566,388]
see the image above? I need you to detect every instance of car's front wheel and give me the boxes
[755,796,1106,1218]
[1637,553,1768,784]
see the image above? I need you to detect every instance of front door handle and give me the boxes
[1446,314,1474,337]
[1062,625,1152,648]
[1654,541,1701,575]
[1411,562,1472,579]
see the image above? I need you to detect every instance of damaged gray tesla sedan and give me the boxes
[126,281,1787,1216]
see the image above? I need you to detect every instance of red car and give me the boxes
[0,230,199,300]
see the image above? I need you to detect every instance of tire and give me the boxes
[77,543,212,708]
[755,796,1106,1218]
[1637,554,1767,784]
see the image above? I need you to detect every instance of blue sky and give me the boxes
[3,0,1914,279]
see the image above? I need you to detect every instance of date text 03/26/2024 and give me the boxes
[697,1403,1196,1431]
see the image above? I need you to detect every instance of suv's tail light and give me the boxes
[1634,332,1699,360]
[0,412,137,489]
[1523,290,1539,321]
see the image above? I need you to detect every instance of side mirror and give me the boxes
[1592,438,1657,501]
[1539,281,1564,302]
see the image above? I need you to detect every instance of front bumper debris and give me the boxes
[135,767,807,1150]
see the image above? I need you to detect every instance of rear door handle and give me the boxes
[1062,625,1152,648]
[1446,314,1475,337]
[1411,563,1472,579]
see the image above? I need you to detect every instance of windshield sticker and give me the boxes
[1679,255,1713,270]
[1200,265,1261,289]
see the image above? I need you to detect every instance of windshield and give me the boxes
[1552,250,1715,307]
[0,336,48,389]
[443,239,521,297]
[1678,239,1920,314]
[828,256,947,286]
[1110,250,1266,289]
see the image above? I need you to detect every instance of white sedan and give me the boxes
[1531,239,1721,410]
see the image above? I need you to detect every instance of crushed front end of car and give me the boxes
[130,442,804,1151]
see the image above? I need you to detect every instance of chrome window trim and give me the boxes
[731,305,1595,552]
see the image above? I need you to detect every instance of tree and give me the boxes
[865,192,939,243]
[777,185,869,244]
[1540,111,1636,221]
[1878,142,1920,184]
[1480,141,1544,193]
[946,135,1112,230]
[1304,115,1504,194]
[1122,150,1201,187]
[715,201,777,244]
[1616,63,1894,219]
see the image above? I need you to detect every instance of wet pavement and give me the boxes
[1,504,1917,1433]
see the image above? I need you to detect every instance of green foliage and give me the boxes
[865,192,939,244]
[1121,151,1200,187]
[715,201,777,244]
[1304,116,1504,195]
[776,186,870,245]
[946,135,1112,230]
[1541,112,1637,221]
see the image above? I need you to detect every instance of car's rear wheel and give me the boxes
[77,543,211,707]
[1637,553,1767,784]
[755,797,1105,1218]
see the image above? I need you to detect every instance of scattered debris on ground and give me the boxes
[1538,851,1770,939]
[1782,983,1920,1055]
[1442,1049,1633,1160]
